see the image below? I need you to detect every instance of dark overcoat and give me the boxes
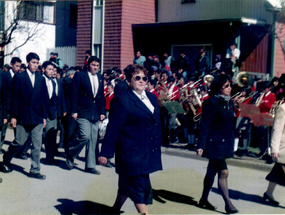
[100,88,163,176]
[197,96,235,159]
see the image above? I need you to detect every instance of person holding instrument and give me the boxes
[196,74,238,214]
[98,64,162,214]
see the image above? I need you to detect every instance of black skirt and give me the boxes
[118,174,153,205]
[207,159,228,172]
[266,163,285,186]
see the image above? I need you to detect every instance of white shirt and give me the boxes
[88,71,99,97]
[133,90,154,114]
[26,69,35,87]
[226,48,240,59]
[9,69,15,78]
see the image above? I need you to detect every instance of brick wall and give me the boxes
[274,22,285,77]
[240,34,268,74]
[103,0,156,71]
[76,0,93,67]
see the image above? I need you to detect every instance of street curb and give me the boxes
[161,146,273,172]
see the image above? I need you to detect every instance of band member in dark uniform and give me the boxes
[196,74,238,214]
[99,64,162,214]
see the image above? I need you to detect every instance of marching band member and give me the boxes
[147,78,159,100]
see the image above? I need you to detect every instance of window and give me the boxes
[69,5,77,28]
[18,1,55,24]
[95,0,103,7]
[181,0,196,3]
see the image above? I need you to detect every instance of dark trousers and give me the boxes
[43,118,58,161]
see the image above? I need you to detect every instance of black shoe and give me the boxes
[105,160,112,168]
[16,154,28,160]
[0,163,11,173]
[65,156,74,169]
[263,192,279,206]
[85,168,100,175]
[44,159,58,165]
[225,206,239,214]
[0,177,2,183]
[198,200,217,210]
[28,172,46,180]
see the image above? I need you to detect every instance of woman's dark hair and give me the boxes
[271,77,279,84]
[209,74,231,97]
[148,78,158,87]
[125,64,148,80]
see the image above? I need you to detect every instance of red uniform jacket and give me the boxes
[259,92,276,113]
[196,94,209,115]
[150,89,159,100]
[105,92,114,111]
[168,85,179,101]
[104,86,109,97]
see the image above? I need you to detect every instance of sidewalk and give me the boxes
[162,144,274,172]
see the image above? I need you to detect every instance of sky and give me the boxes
[267,0,282,7]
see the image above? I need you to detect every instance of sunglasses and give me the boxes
[133,76,148,82]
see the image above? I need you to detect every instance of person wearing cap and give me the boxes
[195,49,210,78]
[133,50,146,66]
[152,55,162,70]
[214,54,222,70]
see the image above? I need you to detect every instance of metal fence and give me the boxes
[47,46,76,68]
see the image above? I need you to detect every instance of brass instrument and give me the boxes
[269,99,285,117]
[193,112,202,122]
[236,72,253,87]
[255,92,265,107]
[203,74,214,86]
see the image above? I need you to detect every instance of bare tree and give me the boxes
[0,1,45,58]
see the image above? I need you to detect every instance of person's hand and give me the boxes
[196,148,203,157]
[10,118,17,128]
[98,156,108,166]
[43,119,46,128]
[271,152,278,159]
[63,112,67,117]
[72,113,78,120]
[3,118,7,124]
[100,114,105,121]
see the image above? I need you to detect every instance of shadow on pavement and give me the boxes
[55,198,119,215]
[153,189,197,205]
[212,187,285,209]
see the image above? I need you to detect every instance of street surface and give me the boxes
[0,128,285,214]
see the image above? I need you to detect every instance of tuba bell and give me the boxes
[203,74,214,85]
[236,72,253,87]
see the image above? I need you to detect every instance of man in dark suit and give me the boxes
[0,57,22,153]
[0,53,49,180]
[0,65,6,182]
[42,61,66,164]
[65,56,105,174]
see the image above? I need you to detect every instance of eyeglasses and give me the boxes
[223,84,232,89]
[133,76,148,82]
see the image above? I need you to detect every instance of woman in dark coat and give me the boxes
[196,74,238,214]
[98,64,162,214]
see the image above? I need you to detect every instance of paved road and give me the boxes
[0,130,284,214]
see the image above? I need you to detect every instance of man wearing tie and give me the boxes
[66,56,105,174]
[0,57,22,153]
[42,61,66,164]
[0,53,49,180]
